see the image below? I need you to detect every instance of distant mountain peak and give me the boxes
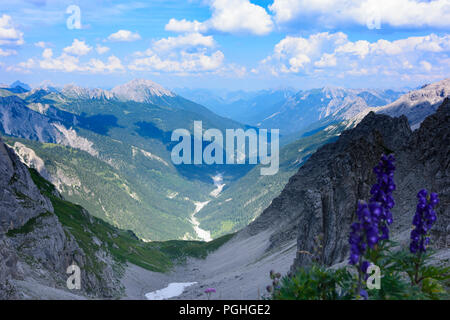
[111,79,175,103]
[10,80,31,91]
[38,80,60,93]
[61,84,114,100]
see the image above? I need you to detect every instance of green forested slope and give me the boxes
[196,123,347,237]
[4,136,211,240]
[28,167,234,273]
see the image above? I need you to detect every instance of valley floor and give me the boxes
[10,229,449,300]
[121,230,297,300]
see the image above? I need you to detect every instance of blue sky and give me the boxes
[0,0,449,91]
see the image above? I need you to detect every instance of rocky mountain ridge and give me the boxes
[179,86,403,134]
[350,78,450,129]
[0,135,123,299]
[244,98,449,271]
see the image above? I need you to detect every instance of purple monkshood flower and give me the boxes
[348,154,396,288]
[348,201,381,266]
[370,154,396,240]
[410,190,439,254]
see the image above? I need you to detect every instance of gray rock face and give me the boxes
[379,79,450,129]
[7,210,121,299]
[351,78,450,130]
[0,96,61,143]
[0,236,19,299]
[0,135,122,299]
[257,87,402,134]
[246,98,449,271]
[0,135,53,234]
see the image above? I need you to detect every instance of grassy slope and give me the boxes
[28,167,234,273]
[4,136,212,241]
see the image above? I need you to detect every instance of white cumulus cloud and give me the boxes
[129,33,228,74]
[269,0,450,28]
[38,47,124,74]
[129,50,225,73]
[0,48,17,56]
[153,33,215,52]
[261,32,450,81]
[6,58,35,72]
[34,41,48,48]
[96,44,110,55]
[263,32,348,73]
[0,14,24,46]
[63,39,92,56]
[165,19,206,33]
[86,55,124,73]
[165,0,273,35]
[107,30,141,42]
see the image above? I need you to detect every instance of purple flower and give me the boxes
[370,154,396,239]
[348,154,396,286]
[361,261,371,273]
[359,289,369,300]
[410,190,439,254]
[348,201,383,265]
[204,288,216,294]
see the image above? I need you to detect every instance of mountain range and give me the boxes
[176,86,404,135]
[174,97,448,300]
[0,77,449,299]
[0,79,251,241]
[195,79,450,237]
[1,78,449,241]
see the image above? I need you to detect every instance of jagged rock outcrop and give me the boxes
[0,135,122,299]
[0,236,19,299]
[0,137,53,233]
[351,78,450,130]
[0,96,61,143]
[8,141,52,181]
[246,98,449,271]
[257,87,402,135]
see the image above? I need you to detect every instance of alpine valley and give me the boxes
[0,78,449,299]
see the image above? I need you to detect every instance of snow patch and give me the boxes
[145,282,197,300]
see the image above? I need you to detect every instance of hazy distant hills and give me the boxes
[176,87,404,135]
[175,88,295,125]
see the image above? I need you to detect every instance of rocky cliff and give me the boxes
[246,98,449,270]
[351,78,450,130]
[0,135,121,299]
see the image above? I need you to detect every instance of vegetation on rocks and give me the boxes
[269,155,449,300]
[27,167,234,273]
